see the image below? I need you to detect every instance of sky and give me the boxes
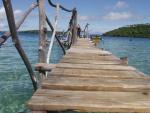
[0,0,150,33]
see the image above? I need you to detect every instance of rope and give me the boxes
[48,0,73,12]
[46,16,66,54]
[46,4,60,65]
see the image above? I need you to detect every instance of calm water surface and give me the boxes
[0,34,150,113]
[100,36,150,75]
[0,33,63,113]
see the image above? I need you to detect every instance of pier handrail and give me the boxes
[46,4,60,65]
[1,0,78,90]
[84,23,90,38]
[46,16,66,55]
[48,0,73,12]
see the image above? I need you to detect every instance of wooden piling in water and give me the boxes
[2,0,37,90]
[38,0,47,63]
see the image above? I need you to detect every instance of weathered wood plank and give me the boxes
[56,63,136,71]
[60,58,125,65]
[68,48,112,55]
[63,55,120,60]
[71,45,96,49]
[32,111,47,113]
[42,76,150,92]
[66,52,111,56]
[51,68,144,78]
[27,89,150,112]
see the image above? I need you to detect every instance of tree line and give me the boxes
[103,23,150,38]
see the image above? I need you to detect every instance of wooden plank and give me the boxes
[51,68,144,78]
[56,63,136,71]
[71,45,96,49]
[63,55,120,61]
[66,52,111,57]
[42,76,150,92]
[27,89,150,112]
[32,111,46,113]
[68,48,112,55]
[60,58,125,65]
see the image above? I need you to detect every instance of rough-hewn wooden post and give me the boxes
[72,8,77,45]
[74,8,77,43]
[2,0,37,90]
[38,0,46,63]
[83,23,89,38]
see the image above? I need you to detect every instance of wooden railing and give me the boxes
[1,0,78,91]
[83,23,90,38]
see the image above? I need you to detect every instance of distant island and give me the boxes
[103,23,150,38]
[19,30,53,35]
[0,30,64,35]
[0,30,42,34]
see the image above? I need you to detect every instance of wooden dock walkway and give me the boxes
[27,38,150,113]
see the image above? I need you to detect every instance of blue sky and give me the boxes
[0,0,150,33]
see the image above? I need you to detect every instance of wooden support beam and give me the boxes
[71,8,77,45]
[38,0,47,63]
[2,0,37,90]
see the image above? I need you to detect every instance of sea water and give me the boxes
[99,36,150,75]
[0,34,150,113]
[0,33,63,113]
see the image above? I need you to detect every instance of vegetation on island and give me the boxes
[103,23,150,38]
[0,30,64,35]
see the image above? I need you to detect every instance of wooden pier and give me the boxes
[1,0,150,113]
[27,38,150,113]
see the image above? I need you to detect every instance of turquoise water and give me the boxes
[0,34,150,113]
[99,36,150,75]
[0,33,63,113]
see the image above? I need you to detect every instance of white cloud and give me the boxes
[0,7,6,21]
[14,10,23,17]
[0,6,23,30]
[103,12,135,21]
[115,1,128,8]
[78,15,89,21]
[78,15,97,21]
[0,23,4,30]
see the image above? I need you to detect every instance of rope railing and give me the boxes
[46,4,60,65]
[1,0,78,90]
[48,0,73,12]
[46,4,60,77]
[46,0,77,50]
[46,16,66,54]
[84,23,90,38]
